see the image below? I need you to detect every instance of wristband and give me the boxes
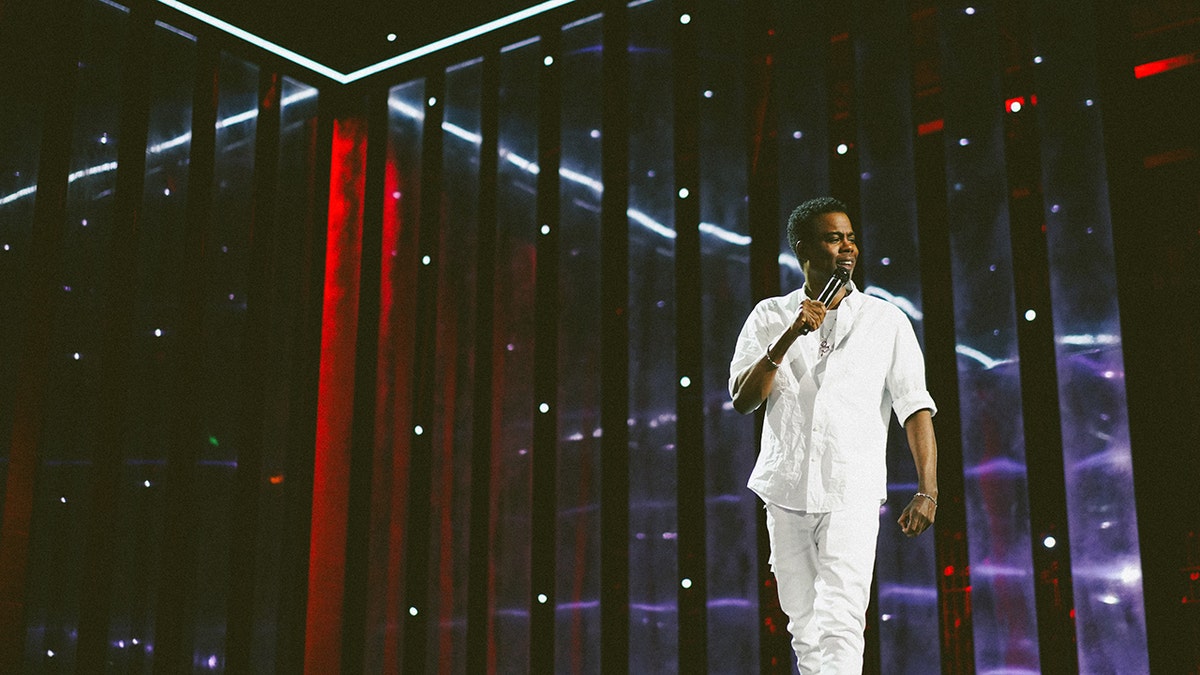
[914,492,938,508]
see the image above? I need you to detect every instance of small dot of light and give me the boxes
[427,96,437,107]
[422,255,431,265]
[506,343,515,351]
[221,245,228,253]
[836,143,849,155]
[73,352,81,360]
[392,191,401,199]
[1025,309,1037,321]
[590,129,600,139]
[1087,227,1094,234]
[881,613,893,621]
[703,90,713,98]
[518,448,528,455]
[537,593,548,604]
[1034,56,1043,64]
[681,578,692,589]
[678,188,690,199]
[60,496,68,504]
[1099,594,1120,605]
[543,55,554,66]
[679,13,691,24]
[958,137,970,146]
[82,219,89,226]
[163,188,171,196]
[881,257,891,266]
[208,655,218,668]
[541,224,550,235]
[539,402,550,414]
[680,376,691,387]
[414,425,424,435]
[132,639,139,645]
[1085,99,1094,107]
[1044,535,1057,548]
[143,480,151,488]
[1103,370,1115,379]
[63,285,72,292]
[154,328,163,337]
[793,130,803,139]
[943,565,955,576]
[3,244,9,251]
[993,329,1000,336]
[1051,204,1061,213]
[409,606,419,616]
[100,133,109,144]
[989,264,997,271]
[953,182,964,191]
[386,33,397,42]
[228,293,235,301]
[1009,100,1022,113]
[47,649,56,657]
[118,640,126,648]
[1100,521,1113,529]
[965,7,975,14]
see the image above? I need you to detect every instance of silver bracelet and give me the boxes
[915,492,938,508]
[764,343,781,369]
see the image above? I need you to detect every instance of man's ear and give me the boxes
[792,241,807,264]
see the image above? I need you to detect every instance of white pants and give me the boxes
[765,502,880,674]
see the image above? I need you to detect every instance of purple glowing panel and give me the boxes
[627,0,678,669]
[849,1,941,670]
[1031,3,1149,670]
[774,0,830,294]
[697,1,760,669]
[556,13,603,675]
[940,7,1042,672]
[490,35,540,672]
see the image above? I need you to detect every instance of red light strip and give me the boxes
[1134,52,1198,79]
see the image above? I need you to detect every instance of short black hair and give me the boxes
[787,197,850,255]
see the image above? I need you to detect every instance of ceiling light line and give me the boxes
[155,0,348,82]
[342,0,578,82]
[155,0,579,85]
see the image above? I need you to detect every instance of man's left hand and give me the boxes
[897,495,936,537]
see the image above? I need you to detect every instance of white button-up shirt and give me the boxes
[728,283,936,512]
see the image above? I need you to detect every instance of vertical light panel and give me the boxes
[851,1,941,670]
[365,77,424,674]
[105,20,195,670]
[696,0,759,670]
[940,5,1041,671]
[773,0,830,291]
[556,12,604,675]
[19,1,127,668]
[627,0,678,669]
[490,35,540,671]
[426,57,482,672]
[193,51,258,669]
[305,115,365,674]
[1031,1,1149,670]
[256,74,318,669]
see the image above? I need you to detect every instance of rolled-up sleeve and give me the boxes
[886,314,937,423]
[729,303,771,399]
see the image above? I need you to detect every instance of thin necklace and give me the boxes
[819,311,837,358]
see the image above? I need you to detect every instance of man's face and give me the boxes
[799,211,858,283]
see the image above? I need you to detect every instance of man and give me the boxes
[728,197,938,673]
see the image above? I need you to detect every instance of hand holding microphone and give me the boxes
[797,266,851,336]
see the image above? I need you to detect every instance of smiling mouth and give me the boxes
[836,258,855,269]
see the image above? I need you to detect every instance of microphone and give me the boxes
[799,266,851,335]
